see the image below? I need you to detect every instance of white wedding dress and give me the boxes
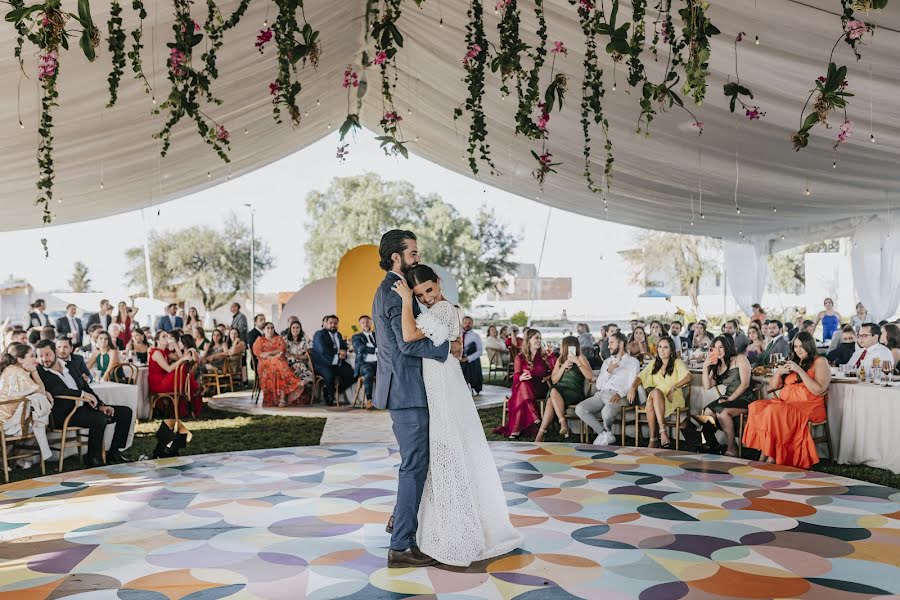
[414,300,523,566]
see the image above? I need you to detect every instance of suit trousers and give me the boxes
[52,404,133,457]
[389,407,429,551]
[319,362,355,405]
[358,362,377,400]
[461,360,483,393]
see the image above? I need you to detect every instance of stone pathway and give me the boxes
[208,384,509,444]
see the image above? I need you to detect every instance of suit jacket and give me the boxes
[756,336,790,366]
[312,328,349,371]
[38,362,103,420]
[372,272,450,410]
[86,312,112,331]
[156,315,184,332]
[65,354,92,384]
[247,327,264,359]
[351,331,377,377]
[231,312,249,342]
[56,315,84,346]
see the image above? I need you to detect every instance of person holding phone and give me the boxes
[698,335,754,456]
[535,336,593,442]
[493,329,554,440]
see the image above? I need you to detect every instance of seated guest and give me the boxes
[599,323,620,361]
[40,326,56,341]
[460,316,483,396]
[82,324,103,354]
[723,319,749,353]
[56,304,84,348]
[791,319,815,341]
[0,343,53,463]
[699,335,754,457]
[847,323,893,373]
[576,323,595,357]
[669,321,685,348]
[179,334,203,364]
[246,313,267,360]
[107,323,127,351]
[484,325,509,367]
[690,322,712,351]
[156,303,184,332]
[743,332,830,468]
[628,326,650,360]
[126,328,151,364]
[351,316,378,408]
[216,323,228,338]
[505,325,522,351]
[56,337,91,384]
[227,327,247,358]
[87,332,120,380]
[814,298,842,343]
[755,320,790,366]
[284,321,314,404]
[627,337,691,449]
[745,324,765,364]
[204,329,229,371]
[881,323,900,368]
[647,321,664,351]
[36,339,132,465]
[148,330,201,417]
[494,329,554,440]
[253,322,304,407]
[535,336,593,442]
[8,328,27,349]
[826,325,857,367]
[312,315,354,406]
[576,332,640,444]
[280,315,300,338]
[192,326,209,353]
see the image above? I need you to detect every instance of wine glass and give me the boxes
[882,360,893,387]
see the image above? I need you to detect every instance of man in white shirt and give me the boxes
[352,315,379,408]
[28,298,51,328]
[847,322,893,374]
[576,332,640,444]
[56,303,84,348]
[460,316,484,395]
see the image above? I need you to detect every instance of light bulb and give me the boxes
[805,187,811,196]
[612,83,617,91]
[327,122,332,129]
[263,20,268,27]
[833,160,837,169]
[316,99,321,106]
[151,96,156,105]
[407,107,412,115]
[736,207,741,214]
[304,111,309,117]
[18,122,24,129]
[244,128,248,135]
[690,220,694,227]
[414,136,419,142]
[207,171,211,178]
[439,19,443,28]
[739,230,743,236]
[755,35,759,45]
[57,198,62,203]
[100,182,104,190]
[700,213,705,219]
[781,234,786,240]
[871,133,876,143]
[772,206,777,213]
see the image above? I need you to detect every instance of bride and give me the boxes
[393,264,522,567]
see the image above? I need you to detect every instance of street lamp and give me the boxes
[244,203,256,316]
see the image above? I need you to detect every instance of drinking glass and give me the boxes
[882,360,893,387]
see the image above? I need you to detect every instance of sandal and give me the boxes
[535,428,547,443]
[508,434,520,441]
[559,425,571,439]
[660,437,673,450]
[648,437,659,449]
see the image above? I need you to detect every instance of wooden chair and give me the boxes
[737,413,834,460]
[106,363,138,384]
[486,348,508,383]
[150,362,190,419]
[201,355,239,397]
[505,345,520,383]
[351,376,369,408]
[0,397,45,482]
[52,395,106,472]
[631,384,692,450]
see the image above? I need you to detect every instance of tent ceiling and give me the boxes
[1,0,898,239]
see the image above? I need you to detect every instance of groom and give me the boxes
[372,230,459,568]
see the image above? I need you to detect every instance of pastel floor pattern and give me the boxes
[1,443,899,599]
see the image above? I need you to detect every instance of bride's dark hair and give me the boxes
[405,264,439,288]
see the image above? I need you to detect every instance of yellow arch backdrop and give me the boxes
[336,244,384,338]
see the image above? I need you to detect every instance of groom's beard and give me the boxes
[399,257,417,274]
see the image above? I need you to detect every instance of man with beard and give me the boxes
[312,315,354,406]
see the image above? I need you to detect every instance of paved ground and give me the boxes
[208,384,509,444]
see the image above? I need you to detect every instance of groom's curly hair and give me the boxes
[379,230,417,271]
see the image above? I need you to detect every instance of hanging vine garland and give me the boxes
[202,0,253,81]
[723,32,765,120]
[513,0,546,139]
[455,0,495,175]
[626,0,646,86]
[679,0,718,106]
[106,0,126,106]
[128,0,151,93]
[491,0,526,98]
[154,0,231,162]
[263,0,319,126]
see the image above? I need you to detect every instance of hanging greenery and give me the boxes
[679,0,718,106]
[723,32,764,120]
[202,0,252,80]
[455,0,495,175]
[106,0,126,106]
[263,0,319,126]
[128,0,151,94]
[513,0,546,139]
[491,0,526,98]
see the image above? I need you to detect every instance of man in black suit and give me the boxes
[85,299,113,331]
[82,324,103,354]
[56,337,91,384]
[35,339,132,465]
[56,303,84,348]
[246,313,267,357]
[312,315,354,406]
[351,315,378,408]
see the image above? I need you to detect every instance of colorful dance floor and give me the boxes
[1,443,899,599]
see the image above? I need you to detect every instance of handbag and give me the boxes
[152,418,192,459]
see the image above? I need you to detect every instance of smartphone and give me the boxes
[568,347,577,358]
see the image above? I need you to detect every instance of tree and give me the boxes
[68,261,92,292]
[124,213,274,311]
[304,173,520,306]
[510,311,528,327]
[767,239,840,294]
[624,231,721,316]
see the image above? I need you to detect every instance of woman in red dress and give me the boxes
[494,328,555,440]
[149,330,202,417]
[115,301,138,348]
[252,322,304,407]
[743,331,830,469]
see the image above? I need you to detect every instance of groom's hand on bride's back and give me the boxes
[450,338,463,360]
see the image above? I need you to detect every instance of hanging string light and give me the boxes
[690,193,695,227]
[869,62,875,143]
[697,148,704,219]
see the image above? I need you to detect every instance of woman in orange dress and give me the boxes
[743,331,830,469]
[493,328,555,440]
[252,322,303,407]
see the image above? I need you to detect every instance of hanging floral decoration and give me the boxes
[723,32,765,120]
[455,0,496,174]
[202,0,253,81]
[490,0,525,98]
[128,0,151,93]
[264,0,320,125]
[531,149,560,189]
[337,62,363,160]
[106,0,126,106]
[513,0,547,139]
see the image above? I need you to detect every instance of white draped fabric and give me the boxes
[850,220,900,322]
[724,238,770,317]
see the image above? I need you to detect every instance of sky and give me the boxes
[1,128,646,309]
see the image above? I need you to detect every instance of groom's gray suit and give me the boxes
[373,271,450,551]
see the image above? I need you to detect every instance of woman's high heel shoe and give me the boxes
[560,425,571,439]
[535,428,547,443]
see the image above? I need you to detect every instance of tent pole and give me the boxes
[140,207,156,300]
[528,206,553,328]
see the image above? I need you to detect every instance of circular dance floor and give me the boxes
[1,443,899,599]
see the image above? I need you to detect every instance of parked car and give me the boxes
[469,304,507,321]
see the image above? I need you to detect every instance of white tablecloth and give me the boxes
[93,381,139,450]
[134,367,150,419]
[829,382,900,474]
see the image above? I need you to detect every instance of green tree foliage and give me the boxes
[68,261,92,292]
[124,213,274,310]
[767,240,840,294]
[624,231,721,316]
[510,310,529,327]
[304,173,520,306]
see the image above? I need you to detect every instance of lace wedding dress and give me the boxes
[414,300,523,567]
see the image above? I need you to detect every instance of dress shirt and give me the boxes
[331,331,341,365]
[169,315,177,329]
[848,343,893,373]
[595,354,640,396]
[462,329,483,363]
[45,361,84,396]
[363,332,378,363]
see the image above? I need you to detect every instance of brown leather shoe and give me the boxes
[387,548,437,569]
[385,515,394,534]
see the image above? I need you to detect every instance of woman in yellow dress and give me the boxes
[627,337,691,449]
